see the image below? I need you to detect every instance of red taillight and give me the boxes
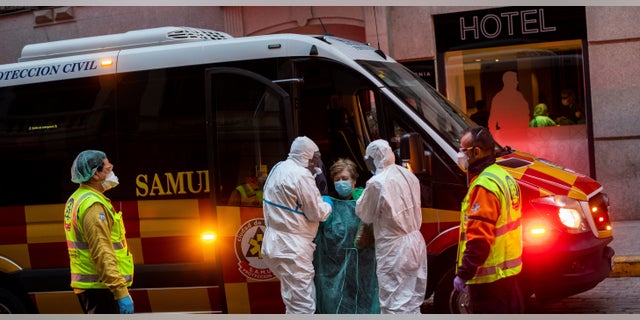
[589,193,612,235]
[524,220,551,245]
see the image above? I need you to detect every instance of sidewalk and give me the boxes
[609,220,640,277]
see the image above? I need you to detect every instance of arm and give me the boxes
[355,180,381,225]
[82,203,130,300]
[456,186,500,280]
[298,170,332,222]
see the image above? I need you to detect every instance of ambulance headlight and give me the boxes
[532,195,588,233]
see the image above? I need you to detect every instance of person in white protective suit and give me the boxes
[355,139,428,314]
[261,136,333,314]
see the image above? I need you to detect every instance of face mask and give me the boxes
[334,180,353,198]
[102,171,120,191]
[456,151,468,172]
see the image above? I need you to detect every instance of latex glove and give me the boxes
[118,295,134,314]
[453,275,467,293]
[321,195,334,208]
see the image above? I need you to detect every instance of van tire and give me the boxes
[433,266,470,314]
[0,288,28,314]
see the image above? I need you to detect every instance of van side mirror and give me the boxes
[399,132,432,175]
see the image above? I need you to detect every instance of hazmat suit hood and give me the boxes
[288,136,318,168]
[364,139,395,172]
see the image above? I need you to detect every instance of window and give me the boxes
[443,40,590,174]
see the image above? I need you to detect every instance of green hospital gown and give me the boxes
[313,188,380,313]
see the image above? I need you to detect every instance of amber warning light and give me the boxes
[100,59,113,67]
[201,232,217,242]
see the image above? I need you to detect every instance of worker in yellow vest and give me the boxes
[454,126,524,313]
[63,150,134,314]
[229,176,264,206]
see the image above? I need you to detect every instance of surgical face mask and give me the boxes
[334,180,353,198]
[102,171,120,191]
[456,151,468,172]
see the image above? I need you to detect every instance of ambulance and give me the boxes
[0,26,613,313]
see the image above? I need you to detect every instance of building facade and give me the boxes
[1,6,638,221]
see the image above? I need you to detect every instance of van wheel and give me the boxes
[433,267,470,314]
[0,288,28,314]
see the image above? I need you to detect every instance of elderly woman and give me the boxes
[313,158,379,314]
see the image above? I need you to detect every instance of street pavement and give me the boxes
[420,219,640,314]
[609,220,640,277]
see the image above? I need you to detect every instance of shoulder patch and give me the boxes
[505,175,521,210]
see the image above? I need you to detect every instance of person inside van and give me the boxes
[229,167,266,207]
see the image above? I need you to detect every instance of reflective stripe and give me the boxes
[480,171,513,224]
[67,240,126,250]
[475,256,522,277]
[495,217,521,237]
[71,193,94,230]
[263,198,307,217]
[67,240,88,250]
[72,273,133,283]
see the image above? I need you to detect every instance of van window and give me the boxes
[358,60,471,149]
[0,76,116,206]
[209,71,289,206]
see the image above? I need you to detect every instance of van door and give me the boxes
[204,67,293,313]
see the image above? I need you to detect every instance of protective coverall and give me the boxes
[261,136,333,314]
[355,139,428,314]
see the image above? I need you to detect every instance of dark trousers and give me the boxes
[76,289,119,314]
[468,275,524,314]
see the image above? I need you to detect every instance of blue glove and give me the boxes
[118,295,134,314]
[321,195,334,208]
[453,275,467,293]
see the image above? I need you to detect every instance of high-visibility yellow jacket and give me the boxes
[64,185,133,297]
[457,164,523,284]
[235,183,263,206]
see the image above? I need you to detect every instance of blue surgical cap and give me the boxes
[71,150,106,184]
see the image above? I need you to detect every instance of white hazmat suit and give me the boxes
[355,139,428,314]
[261,136,333,314]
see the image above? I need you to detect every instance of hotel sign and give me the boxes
[434,6,586,51]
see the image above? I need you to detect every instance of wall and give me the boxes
[586,7,640,221]
[386,6,640,221]
[0,6,226,65]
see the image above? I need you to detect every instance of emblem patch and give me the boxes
[234,218,274,281]
[506,175,521,210]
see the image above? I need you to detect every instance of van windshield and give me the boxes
[358,60,472,148]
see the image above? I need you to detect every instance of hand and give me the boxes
[321,195,333,208]
[453,275,467,293]
[118,295,134,314]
